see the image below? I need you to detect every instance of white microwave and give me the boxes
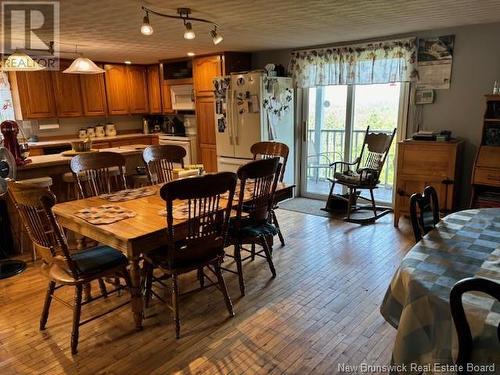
[170,84,195,110]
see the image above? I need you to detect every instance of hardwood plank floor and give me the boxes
[0,209,413,374]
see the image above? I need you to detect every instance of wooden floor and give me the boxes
[0,209,414,375]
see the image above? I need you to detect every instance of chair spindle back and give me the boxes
[235,158,281,225]
[70,152,127,197]
[251,141,289,182]
[143,145,186,184]
[7,181,78,276]
[160,172,237,265]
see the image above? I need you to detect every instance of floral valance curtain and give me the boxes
[289,38,417,88]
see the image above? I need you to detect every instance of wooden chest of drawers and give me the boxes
[393,139,464,227]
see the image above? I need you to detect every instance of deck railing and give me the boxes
[307,129,395,189]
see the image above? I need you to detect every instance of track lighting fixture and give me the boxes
[140,6,223,45]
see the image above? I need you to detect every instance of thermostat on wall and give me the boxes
[415,89,434,105]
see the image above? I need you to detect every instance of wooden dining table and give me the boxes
[52,182,294,329]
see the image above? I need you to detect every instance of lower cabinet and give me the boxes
[200,144,217,173]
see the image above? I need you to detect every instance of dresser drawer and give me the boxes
[474,167,500,187]
[398,143,455,176]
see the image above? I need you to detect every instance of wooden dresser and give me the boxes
[471,95,500,207]
[393,139,464,226]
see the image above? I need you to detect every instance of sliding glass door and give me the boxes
[302,83,403,204]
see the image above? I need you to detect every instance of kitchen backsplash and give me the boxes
[20,115,144,139]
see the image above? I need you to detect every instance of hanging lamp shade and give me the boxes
[0,52,45,71]
[63,57,104,74]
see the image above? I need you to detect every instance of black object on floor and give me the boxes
[0,198,26,279]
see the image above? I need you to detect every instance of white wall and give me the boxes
[251,22,500,207]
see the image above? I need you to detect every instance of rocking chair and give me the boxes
[324,127,396,224]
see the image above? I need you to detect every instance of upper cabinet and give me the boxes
[146,65,162,114]
[52,60,84,117]
[80,66,107,116]
[104,64,149,115]
[193,55,222,97]
[15,70,57,119]
[104,64,129,115]
[127,65,149,114]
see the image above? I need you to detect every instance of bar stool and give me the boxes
[16,176,53,261]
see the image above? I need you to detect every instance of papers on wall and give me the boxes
[416,35,455,90]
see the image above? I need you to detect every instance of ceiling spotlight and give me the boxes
[210,28,223,45]
[124,60,131,64]
[141,11,154,35]
[187,52,195,57]
[183,22,195,40]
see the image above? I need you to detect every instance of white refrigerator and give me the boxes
[213,71,294,184]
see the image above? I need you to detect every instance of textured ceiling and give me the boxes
[3,0,500,64]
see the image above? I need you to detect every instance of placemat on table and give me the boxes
[75,205,136,225]
[99,187,156,202]
[158,202,190,220]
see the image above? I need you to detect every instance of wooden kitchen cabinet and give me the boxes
[80,66,107,116]
[200,144,217,173]
[393,139,464,226]
[127,65,149,114]
[14,70,57,119]
[161,81,174,113]
[196,96,217,145]
[146,65,162,114]
[193,55,222,97]
[52,60,84,117]
[104,64,129,115]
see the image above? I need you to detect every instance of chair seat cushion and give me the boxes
[334,170,378,186]
[229,217,278,239]
[148,243,223,270]
[334,171,361,184]
[71,246,128,276]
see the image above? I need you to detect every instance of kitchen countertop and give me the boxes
[19,144,149,170]
[28,133,158,148]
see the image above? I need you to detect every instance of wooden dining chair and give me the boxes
[251,141,289,247]
[143,144,186,184]
[142,172,237,338]
[70,151,127,197]
[450,277,500,374]
[409,185,440,242]
[223,157,281,296]
[7,181,132,354]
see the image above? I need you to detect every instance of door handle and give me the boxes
[302,120,307,142]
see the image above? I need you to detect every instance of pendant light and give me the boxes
[63,57,104,74]
[0,51,45,71]
[63,46,104,74]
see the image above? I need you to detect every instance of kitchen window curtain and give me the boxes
[289,38,417,88]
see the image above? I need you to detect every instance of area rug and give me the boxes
[279,198,335,218]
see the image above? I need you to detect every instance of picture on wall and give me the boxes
[416,34,455,90]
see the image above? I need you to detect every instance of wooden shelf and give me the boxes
[484,118,500,122]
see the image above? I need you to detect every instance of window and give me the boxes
[303,83,404,204]
[0,72,15,123]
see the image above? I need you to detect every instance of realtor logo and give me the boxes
[1,1,60,70]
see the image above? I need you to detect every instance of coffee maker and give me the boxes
[0,120,31,166]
